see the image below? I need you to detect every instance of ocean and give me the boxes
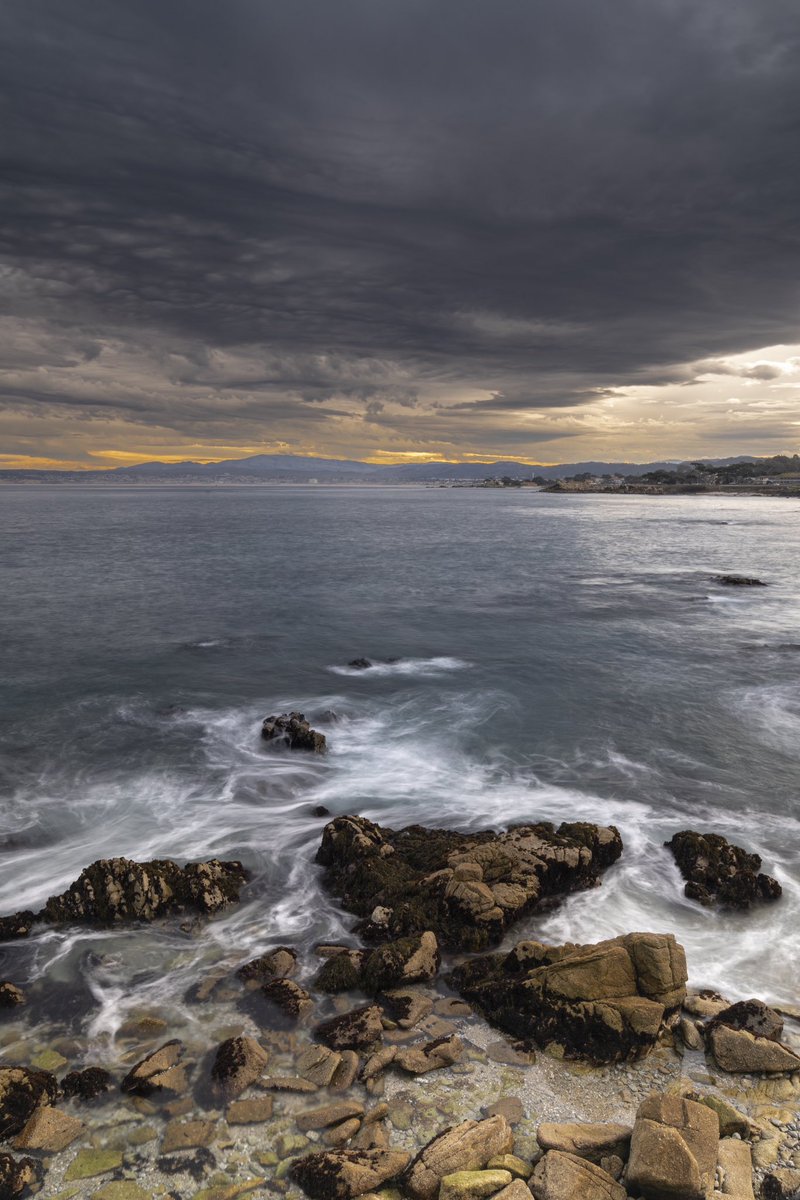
[1,484,798,1055]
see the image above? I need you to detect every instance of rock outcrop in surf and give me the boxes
[315,816,623,952]
[262,712,327,753]
[666,830,781,908]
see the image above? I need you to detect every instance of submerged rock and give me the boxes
[0,1067,59,1140]
[291,1148,410,1200]
[316,1004,384,1051]
[530,1151,625,1200]
[316,815,622,952]
[262,712,326,753]
[121,1040,187,1097]
[666,830,781,908]
[0,1153,41,1199]
[14,1106,85,1152]
[348,659,373,670]
[715,574,767,586]
[259,977,314,1022]
[0,984,24,1010]
[237,946,298,982]
[210,1035,270,1099]
[451,932,687,1063]
[61,1067,112,1101]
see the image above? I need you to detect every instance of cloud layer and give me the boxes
[1,0,799,465]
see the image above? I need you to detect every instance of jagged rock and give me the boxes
[666,831,781,908]
[716,575,767,587]
[316,1005,384,1050]
[316,816,622,952]
[626,1094,719,1200]
[297,1045,343,1087]
[262,1075,318,1092]
[0,914,35,943]
[14,1106,85,1152]
[707,999,784,1041]
[290,1148,410,1200]
[0,1067,59,1139]
[530,1151,626,1200]
[452,932,687,1063]
[536,1122,632,1163]
[0,984,24,1010]
[211,1036,270,1099]
[717,1138,754,1200]
[403,1116,514,1200]
[361,1046,396,1080]
[260,978,314,1021]
[439,1169,513,1200]
[762,1169,800,1199]
[707,1025,800,1074]
[237,947,297,981]
[348,659,373,670]
[395,1035,463,1074]
[61,1067,112,1101]
[361,933,440,992]
[0,1154,41,1199]
[296,1101,365,1132]
[262,712,326,753]
[121,1041,187,1096]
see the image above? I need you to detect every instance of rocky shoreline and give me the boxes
[0,798,797,1200]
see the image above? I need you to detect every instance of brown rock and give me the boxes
[493,1182,534,1200]
[762,1168,800,1200]
[530,1151,626,1200]
[484,1099,524,1126]
[0,1067,59,1139]
[324,1118,363,1147]
[162,1118,216,1152]
[717,1137,754,1200]
[297,1044,343,1087]
[0,984,24,1010]
[211,1035,270,1099]
[260,977,314,1021]
[226,1096,274,1124]
[626,1094,719,1200]
[536,1122,632,1163]
[380,990,434,1029]
[316,1005,384,1050]
[0,1154,40,1199]
[296,1101,365,1133]
[14,1106,85,1152]
[121,1040,186,1096]
[291,1148,410,1200]
[395,1034,463,1074]
[708,1025,800,1074]
[237,947,298,982]
[330,1051,360,1092]
[403,1116,514,1200]
[262,712,326,753]
[262,1075,319,1093]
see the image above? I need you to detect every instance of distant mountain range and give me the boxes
[0,453,759,484]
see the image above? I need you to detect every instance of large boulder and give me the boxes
[626,1094,719,1200]
[666,831,781,908]
[403,1116,515,1200]
[706,1000,800,1074]
[0,1068,59,1140]
[290,1148,410,1200]
[316,816,622,952]
[262,712,326,753]
[452,932,687,1063]
[530,1151,626,1200]
[717,1138,754,1200]
[0,857,247,940]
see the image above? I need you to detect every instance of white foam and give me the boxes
[328,656,471,677]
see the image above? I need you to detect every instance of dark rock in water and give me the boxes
[157,1147,216,1181]
[0,1153,41,1199]
[0,914,35,943]
[348,659,373,670]
[0,1068,59,1140]
[314,934,439,996]
[314,951,366,994]
[211,1035,270,1099]
[121,1040,187,1096]
[259,977,314,1022]
[666,830,781,908]
[715,574,767,586]
[60,1067,112,1102]
[237,946,297,982]
[316,1004,384,1050]
[451,932,687,1064]
[311,805,332,818]
[706,998,784,1042]
[0,984,24,1010]
[262,711,326,753]
[315,815,622,952]
[291,1148,411,1200]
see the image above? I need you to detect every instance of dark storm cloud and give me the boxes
[1,0,799,452]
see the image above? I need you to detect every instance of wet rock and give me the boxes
[65,1148,124,1181]
[260,977,314,1022]
[0,984,24,1010]
[361,933,440,993]
[315,952,367,994]
[211,1036,270,1099]
[262,1074,318,1092]
[530,1151,625,1200]
[316,1004,384,1050]
[296,1101,365,1132]
[683,990,730,1019]
[715,575,767,586]
[380,990,434,1030]
[439,1169,513,1200]
[348,659,373,670]
[0,914,35,943]
[536,1122,632,1163]
[237,947,298,982]
[626,1094,719,1200]
[226,1096,274,1124]
[395,1034,464,1074]
[452,931,687,1063]
[312,805,333,818]
[161,1118,216,1152]
[330,1051,360,1092]
[121,1041,187,1097]
[0,1153,40,1199]
[290,1148,410,1200]
[666,831,781,908]
[762,1168,800,1199]
[403,1116,514,1200]
[61,1066,113,1101]
[14,1105,85,1152]
[324,1118,363,1147]
[297,1045,343,1087]
[0,1067,59,1139]
[262,712,326,753]
[707,1024,800,1073]
[483,1099,524,1126]
[694,1095,751,1138]
[361,1046,397,1080]
[717,1138,754,1200]
[316,815,622,952]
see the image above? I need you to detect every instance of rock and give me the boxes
[493,1183,533,1200]
[316,815,622,952]
[536,1122,632,1163]
[361,1046,397,1080]
[162,1118,217,1152]
[395,1035,464,1074]
[296,1101,366,1132]
[211,1036,270,1099]
[260,978,314,1021]
[626,1094,719,1200]
[0,984,24,1010]
[261,1074,318,1092]
[708,998,784,1041]
[717,1138,754,1200]
[487,1155,532,1179]
[290,1149,410,1200]
[0,1067,59,1139]
[324,1118,363,1147]
[666,832,781,909]
[316,1005,384,1050]
[530,1152,625,1200]
[695,1095,750,1138]
[65,1148,124,1181]
[762,1168,800,1199]
[315,952,367,993]
[0,914,35,944]
[0,1154,40,1199]
[237,947,298,981]
[262,712,326,753]
[14,1105,85,1152]
[403,1116,514,1200]
[452,932,687,1063]
[439,1170,513,1200]
[708,1025,800,1074]
[600,1156,624,1181]
[227,1096,274,1124]
[484,1099,524,1126]
[61,1067,113,1101]
[715,575,767,587]
[361,933,440,993]
[330,1051,360,1092]
[297,1045,343,1087]
[684,990,730,1019]
[348,659,373,670]
[121,1041,187,1096]
[680,1017,705,1051]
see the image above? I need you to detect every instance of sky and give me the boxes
[1,0,799,469]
